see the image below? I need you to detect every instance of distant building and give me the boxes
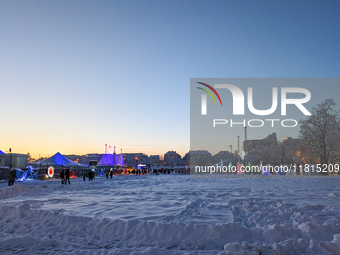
[64,154,83,164]
[33,157,48,163]
[244,133,277,152]
[148,155,160,166]
[82,153,103,165]
[0,153,28,168]
[164,151,183,166]
[282,137,300,151]
[213,151,231,161]
[184,150,212,165]
[123,153,148,167]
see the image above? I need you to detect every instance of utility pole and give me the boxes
[237,136,240,163]
[9,148,12,168]
[245,126,248,167]
[105,144,107,165]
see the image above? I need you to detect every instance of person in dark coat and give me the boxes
[8,168,15,186]
[89,170,94,181]
[105,169,109,179]
[110,169,113,179]
[60,169,65,184]
[65,168,71,184]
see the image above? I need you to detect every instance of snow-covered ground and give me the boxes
[0,174,340,254]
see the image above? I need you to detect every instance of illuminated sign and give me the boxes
[47,166,54,178]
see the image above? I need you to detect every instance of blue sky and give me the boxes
[0,0,339,157]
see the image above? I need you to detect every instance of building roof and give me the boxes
[165,151,178,155]
[185,150,211,156]
[40,152,77,167]
[215,151,230,155]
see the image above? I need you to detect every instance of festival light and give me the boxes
[47,166,54,178]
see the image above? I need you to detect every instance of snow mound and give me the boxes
[0,175,340,254]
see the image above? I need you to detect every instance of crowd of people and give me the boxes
[84,170,96,181]
[6,166,164,187]
[60,167,71,184]
[105,169,113,179]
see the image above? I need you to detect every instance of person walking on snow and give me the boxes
[65,168,71,184]
[60,168,65,184]
[8,167,15,186]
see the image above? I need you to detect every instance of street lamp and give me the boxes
[135,157,139,175]
[9,148,12,168]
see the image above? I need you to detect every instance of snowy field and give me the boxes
[0,175,340,254]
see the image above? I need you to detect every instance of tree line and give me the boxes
[257,99,340,172]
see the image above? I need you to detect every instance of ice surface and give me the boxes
[0,175,340,254]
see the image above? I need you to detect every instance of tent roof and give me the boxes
[97,153,114,165]
[41,152,77,167]
[0,150,5,154]
[97,153,125,166]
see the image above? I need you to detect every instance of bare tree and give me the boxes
[329,141,340,165]
[277,141,295,165]
[257,145,279,165]
[257,141,296,166]
[293,144,319,165]
[299,99,340,170]
[159,155,165,166]
[27,152,33,163]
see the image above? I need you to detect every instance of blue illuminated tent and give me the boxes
[0,150,5,154]
[40,152,77,167]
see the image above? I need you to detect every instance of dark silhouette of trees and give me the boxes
[299,99,340,170]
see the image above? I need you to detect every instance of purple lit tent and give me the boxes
[115,148,125,166]
[118,153,125,166]
[0,150,5,154]
[97,145,125,166]
[98,154,115,165]
[40,152,77,167]
[97,152,125,166]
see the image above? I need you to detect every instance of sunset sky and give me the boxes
[1,0,339,158]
